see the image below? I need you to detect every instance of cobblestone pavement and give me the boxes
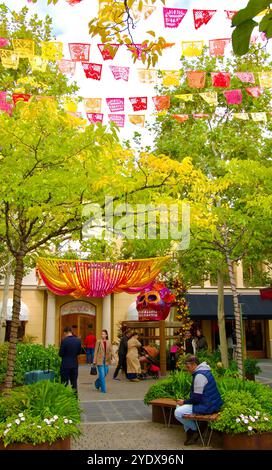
[73,365,220,450]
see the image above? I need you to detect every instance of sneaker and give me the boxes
[113,377,121,381]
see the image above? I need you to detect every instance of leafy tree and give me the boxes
[232,0,272,56]
[150,46,272,376]
[30,0,168,66]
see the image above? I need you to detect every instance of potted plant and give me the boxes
[210,390,272,449]
[244,358,261,381]
[0,380,81,450]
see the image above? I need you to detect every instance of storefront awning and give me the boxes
[187,294,272,319]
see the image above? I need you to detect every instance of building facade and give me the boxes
[1,264,272,359]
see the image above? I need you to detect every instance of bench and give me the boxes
[149,399,219,447]
[149,398,178,427]
[183,413,219,447]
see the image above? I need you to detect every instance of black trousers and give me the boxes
[61,366,78,390]
[113,356,127,378]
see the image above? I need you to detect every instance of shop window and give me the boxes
[245,320,264,351]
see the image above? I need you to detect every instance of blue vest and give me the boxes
[191,369,223,414]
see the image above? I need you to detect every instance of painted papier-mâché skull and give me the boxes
[136,282,176,321]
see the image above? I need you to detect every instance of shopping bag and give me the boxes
[90,364,97,375]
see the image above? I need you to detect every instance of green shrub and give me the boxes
[144,370,191,405]
[244,358,261,377]
[0,342,61,385]
[211,390,272,435]
[0,381,81,446]
[0,412,81,447]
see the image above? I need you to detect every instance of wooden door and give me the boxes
[61,314,96,363]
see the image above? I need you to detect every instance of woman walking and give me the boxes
[93,329,112,393]
[126,332,142,382]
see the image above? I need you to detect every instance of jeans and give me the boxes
[86,347,95,364]
[174,404,197,432]
[95,359,109,393]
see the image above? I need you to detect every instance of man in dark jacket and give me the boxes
[174,355,223,445]
[59,327,81,391]
[112,329,132,380]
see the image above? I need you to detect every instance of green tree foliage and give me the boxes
[232,1,272,56]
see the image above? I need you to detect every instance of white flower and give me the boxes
[68,420,73,424]
[236,418,241,423]
[44,418,49,424]
[250,417,255,422]
[240,414,244,418]
[243,419,249,424]
[20,417,25,421]
[264,417,269,421]
[248,426,253,431]
[15,419,20,425]
[18,413,24,418]
[3,429,10,435]
[64,419,69,424]
[256,411,260,416]
[254,416,259,420]
[37,425,41,429]
[53,415,58,420]
[6,423,12,428]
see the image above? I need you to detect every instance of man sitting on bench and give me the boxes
[174,355,223,446]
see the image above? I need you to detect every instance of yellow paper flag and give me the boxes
[29,55,48,72]
[162,70,180,87]
[232,113,249,120]
[199,92,218,106]
[175,94,194,102]
[258,72,272,88]
[41,42,63,61]
[137,69,158,84]
[83,98,102,113]
[128,115,145,127]
[12,39,34,58]
[181,41,204,57]
[0,49,19,69]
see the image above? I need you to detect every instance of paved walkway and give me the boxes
[73,365,219,450]
[72,360,272,450]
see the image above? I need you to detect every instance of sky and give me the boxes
[2,0,252,144]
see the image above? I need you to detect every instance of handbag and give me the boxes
[90,364,97,376]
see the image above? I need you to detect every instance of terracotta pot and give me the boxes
[0,437,70,451]
[223,432,272,450]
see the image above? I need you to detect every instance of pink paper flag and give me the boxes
[224,89,243,105]
[0,91,7,102]
[225,11,238,21]
[211,72,231,88]
[58,59,76,75]
[82,63,102,80]
[69,43,90,62]
[235,72,255,84]
[209,39,230,57]
[86,113,104,124]
[109,66,130,81]
[108,114,125,128]
[97,44,120,60]
[65,0,83,4]
[245,87,262,98]
[193,10,217,30]
[163,8,187,28]
[0,102,13,114]
[106,98,124,113]
[129,97,148,112]
[0,38,9,47]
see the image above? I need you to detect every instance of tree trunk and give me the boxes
[226,254,244,378]
[4,254,24,390]
[217,269,229,369]
[0,259,12,344]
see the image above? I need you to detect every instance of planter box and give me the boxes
[0,437,70,451]
[223,432,272,450]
